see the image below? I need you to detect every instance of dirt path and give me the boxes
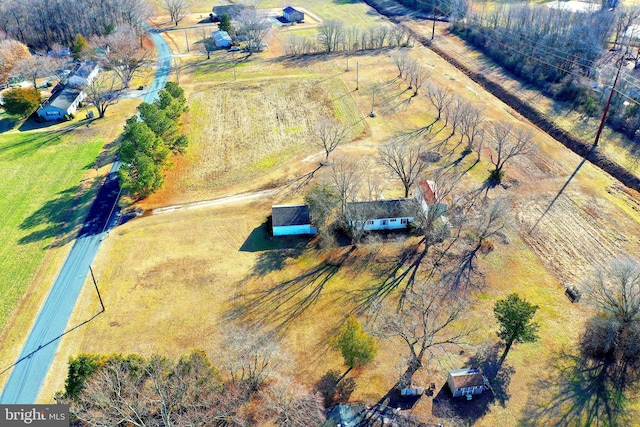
[149,189,278,215]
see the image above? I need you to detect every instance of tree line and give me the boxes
[0,0,151,50]
[452,3,640,146]
[285,21,413,56]
[118,82,189,199]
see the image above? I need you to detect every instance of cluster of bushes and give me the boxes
[118,82,188,198]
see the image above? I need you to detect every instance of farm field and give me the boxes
[34,1,640,425]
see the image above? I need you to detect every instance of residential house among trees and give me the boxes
[213,30,233,48]
[37,61,99,121]
[212,4,254,19]
[272,204,317,236]
[346,199,419,231]
[283,6,304,23]
[447,368,487,398]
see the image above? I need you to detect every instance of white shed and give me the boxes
[447,368,487,398]
[213,31,232,48]
[272,204,316,236]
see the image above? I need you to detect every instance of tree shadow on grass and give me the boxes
[0,115,20,132]
[18,184,93,247]
[431,344,513,425]
[225,246,355,331]
[518,350,637,427]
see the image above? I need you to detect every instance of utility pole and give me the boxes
[369,89,376,118]
[356,61,359,90]
[593,57,624,147]
[185,30,190,53]
[346,54,349,71]
[89,266,105,313]
[174,57,180,84]
[431,1,437,41]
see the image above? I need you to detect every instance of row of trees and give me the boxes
[285,22,413,56]
[452,3,640,144]
[118,82,188,198]
[57,327,326,426]
[0,0,151,50]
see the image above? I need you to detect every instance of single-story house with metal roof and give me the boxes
[346,198,419,231]
[36,85,85,121]
[213,30,233,48]
[447,368,487,398]
[283,6,304,23]
[272,204,317,236]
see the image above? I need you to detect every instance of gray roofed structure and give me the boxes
[272,204,311,227]
[47,86,83,110]
[346,199,419,220]
[212,4,254,17]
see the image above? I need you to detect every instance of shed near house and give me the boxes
[272,204,317,236]
[212,30,233,48]
[447,368,487,398]
[346,198,419,231]
[37,86,85,120]
[283,6,304,23]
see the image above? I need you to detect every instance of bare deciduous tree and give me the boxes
[0,38,30,84]
[378,138,429,198]
[426,82,453,123]
[372,280,472,389]
[237,8,272,54]
[215,326,286,392]
[407,61,429,96]
[92,25,151,88]
[160,0,188,27]
[317,20,344,53]
[328,156,364,216]
[391,49,411,79]
[83,73,123,118]
[313,118,351,163]
[486,122,535,183]
[13,53,60,89]
[260,380,326,427]
[199,29,216,60]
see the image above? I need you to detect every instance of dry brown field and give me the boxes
[30,1,640,426]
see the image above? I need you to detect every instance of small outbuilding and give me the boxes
[283,6,304,23]
[213,31,233,48]
[272,204,317,237]
[447,368,487,398]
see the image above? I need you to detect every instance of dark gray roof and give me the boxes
[346,198,418,220]
[43,85,83,110]
[73,61,98,79]
[213,4,253,17]
[272,204,311,227]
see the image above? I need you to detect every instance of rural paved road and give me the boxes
[0,30,171,404]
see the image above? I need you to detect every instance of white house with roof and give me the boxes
[67,61,99,86]
[283,6,304,23]
[272,204,317,236]
[447,368,488,398]
[213,30,233,48]
[36,86,85,120]
[346,199,418,231]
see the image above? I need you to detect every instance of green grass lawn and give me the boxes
[0,129,104,331]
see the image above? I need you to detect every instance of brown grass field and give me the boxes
[17,1,640,426]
